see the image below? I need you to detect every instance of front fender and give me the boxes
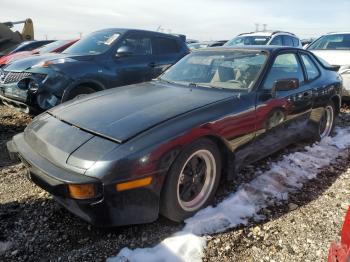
[61,78,106,102]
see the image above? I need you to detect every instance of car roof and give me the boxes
[92,28,182,39]
[238,31,296,37]
[324,31,350,35]
[195,45,303,53]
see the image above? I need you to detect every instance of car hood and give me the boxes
[49,81,237,143]
[3,53,88,71]
[311,50,350,66]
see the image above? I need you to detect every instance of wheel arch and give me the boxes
[161,134,235,185]
[61,79,106,102]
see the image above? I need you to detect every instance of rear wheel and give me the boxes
[160,139,222,222]
[314,101,335,140]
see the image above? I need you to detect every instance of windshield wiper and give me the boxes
[188,82,220,89]
[156,78,188,86]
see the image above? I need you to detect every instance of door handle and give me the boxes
[303,91,311,98]
[148,62,157,67]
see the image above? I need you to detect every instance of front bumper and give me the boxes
[0,69,71,111]
[0,93,31,113]
[7,134,160,227]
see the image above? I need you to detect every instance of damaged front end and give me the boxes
[0,67,72,112]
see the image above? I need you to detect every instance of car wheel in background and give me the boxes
[160,138,222,222]
[68,85,95,100]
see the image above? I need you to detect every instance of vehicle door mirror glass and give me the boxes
[274,78,299,91]
[116,46,134,57]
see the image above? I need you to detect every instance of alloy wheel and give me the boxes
[176,149,216,212]
[319,105,334,138]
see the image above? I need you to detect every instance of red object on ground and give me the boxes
[328,207,350,262]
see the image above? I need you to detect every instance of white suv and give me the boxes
[225,31,302,48]
[307,32,350,99]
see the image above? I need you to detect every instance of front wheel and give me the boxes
[67,86,95,101]
[160,139,222,222]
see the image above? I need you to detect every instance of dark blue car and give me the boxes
[0,28,189,111]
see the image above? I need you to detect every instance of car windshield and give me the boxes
[159,50,268,90]
[63,31,120,55]
[308,34,350,50]
[36,40,70,54]
[225,36,270,46]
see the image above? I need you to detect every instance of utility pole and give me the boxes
[263,24,267,31]
[255,23,259,32]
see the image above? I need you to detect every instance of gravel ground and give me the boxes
[1,104,350,262]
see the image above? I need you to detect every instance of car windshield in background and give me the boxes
[63,31,120,55]
[188,43,209,50]
[225,36,270,46]
[308,34,350,50]
[37,40,70,54]
[160,50,267,90]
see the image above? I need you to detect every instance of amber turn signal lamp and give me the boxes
[116,176,153,192]
[68,184,96,199]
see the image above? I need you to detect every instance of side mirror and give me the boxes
[115,46,133,57]
[274,78,299,92]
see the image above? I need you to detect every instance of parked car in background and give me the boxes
[186,39,199,44]
[188,42,210,50]
[0,28,189,112]
[208,40,228,47]
[0,39,78,67]
[188,40,228,50]
[225,31,302,48]
[307,32,350,100]
[7,46,341,226]
[301,38,314,48]
[0,40,53,58]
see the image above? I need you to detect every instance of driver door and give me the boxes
[111,33,155,87]
[251,51,313,161]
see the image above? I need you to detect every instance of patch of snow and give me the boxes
[108,128,350,262]
[112,233,205,262]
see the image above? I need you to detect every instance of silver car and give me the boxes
[308,32,350,99]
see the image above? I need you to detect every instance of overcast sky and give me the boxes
[2,0,350,41]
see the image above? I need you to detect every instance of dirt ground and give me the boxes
[1,103,350,262]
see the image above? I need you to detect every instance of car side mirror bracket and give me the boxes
[272,78,299,94]
[115,46,133,58]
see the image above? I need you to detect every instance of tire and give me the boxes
[160,138,222,222]
[67,86,95,101]
[313,100,336,141]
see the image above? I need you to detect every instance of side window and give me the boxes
[119,35,152,55]
[263,53,304,89]
[153,37,179,55]
[300,53,320,81]
[282,36,294,47]
[270,36,283,46]
[292,37,300,47]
